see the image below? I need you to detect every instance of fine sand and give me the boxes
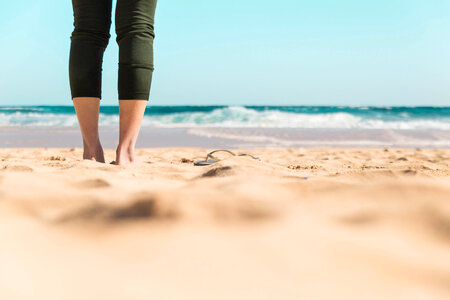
[0,147,449,299]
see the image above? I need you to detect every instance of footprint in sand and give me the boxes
[59,164,75,170]
[58,195,177,223]
[2,165,34,172]
[201,166,233,177]
[44,162,68,168]
[401,169,417,176]
[47,156,66,161]
[180,158,194,164]
[288,164,319,170]
[77,178,111,189]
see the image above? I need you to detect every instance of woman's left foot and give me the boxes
[111,146,138,165]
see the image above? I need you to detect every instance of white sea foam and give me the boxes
[144,106,450,130]
[1,106,450,130]
[0,107,45,111]
[0,112,79,127]
[186,128,450,148]
[142,106,450,130]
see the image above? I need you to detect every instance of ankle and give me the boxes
[84,136,100,148]
[83,139,104,162]
[117,139,135,152]
[115,142,136,163]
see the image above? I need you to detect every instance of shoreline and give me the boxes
[1,126,449,149]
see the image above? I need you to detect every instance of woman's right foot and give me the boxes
[112,146,137,165]
[83,142,105,163]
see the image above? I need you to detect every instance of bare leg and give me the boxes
[113,100,147,165]
[73,97,105,163]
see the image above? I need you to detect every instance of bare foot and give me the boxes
[83,141,105,163]
[73,98,105,163]
[111,100,147,166]
[111,146,139,165]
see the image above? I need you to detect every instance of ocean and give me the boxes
[1,105,449,148]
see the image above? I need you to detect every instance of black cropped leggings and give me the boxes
[69,0,157,100]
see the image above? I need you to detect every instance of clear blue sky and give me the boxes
[0,0,449,106]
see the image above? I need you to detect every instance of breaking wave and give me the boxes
[0,105,449,130]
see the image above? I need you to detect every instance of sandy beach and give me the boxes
[0,147,449,299]
[2,0,449,297]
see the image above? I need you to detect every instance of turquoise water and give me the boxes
[0,105,449,129]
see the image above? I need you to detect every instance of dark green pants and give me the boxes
[69,0,157,100]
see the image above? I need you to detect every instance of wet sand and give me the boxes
[1,126,449,148]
